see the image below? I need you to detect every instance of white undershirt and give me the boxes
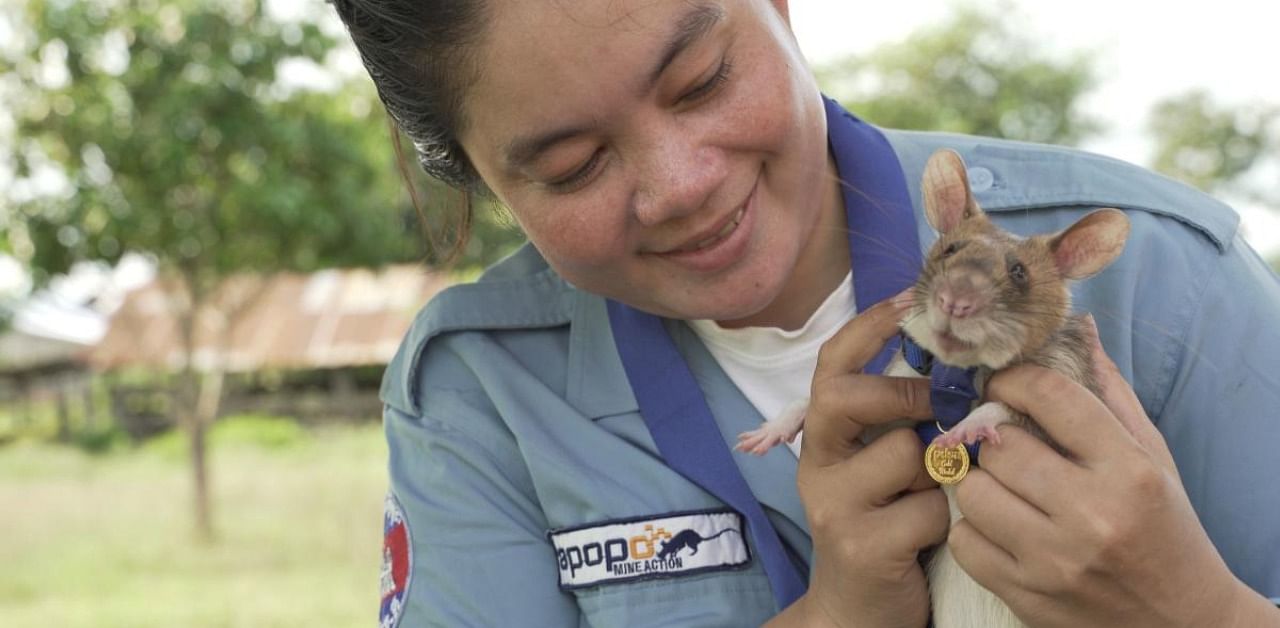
[688,272,856,457]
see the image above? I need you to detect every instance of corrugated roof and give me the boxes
[0,330,91,374]
[90,265,451,372]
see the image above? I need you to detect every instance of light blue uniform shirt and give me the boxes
[378,128,1280,626]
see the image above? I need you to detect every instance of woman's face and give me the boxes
[458,0,837,324]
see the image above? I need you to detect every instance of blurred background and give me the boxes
[1,1,1276,626]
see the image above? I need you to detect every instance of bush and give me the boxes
[211,413,307,450]
[73,427,125,455]
[141,413,306,460]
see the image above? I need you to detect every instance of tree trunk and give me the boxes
[192,368,225,539]
[18,375,32,428]
[190,401,212,540]
[331,368,357,420]
[173,264,263,542]
[83,377,97,431]
[55,384,71,443]
[174,266,216,542]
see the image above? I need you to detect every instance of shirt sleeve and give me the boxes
[382,400,582,627]
[1149,229,1280,600]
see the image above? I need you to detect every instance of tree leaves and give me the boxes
[4,0,429,285]
[1148,89,1278,197]
[817,3,1102,147]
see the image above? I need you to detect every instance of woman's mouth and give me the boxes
[651,182,757,273]
[673,207,746,253]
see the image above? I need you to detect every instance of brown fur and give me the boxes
[903,150,1129,628]
[903,149,1125,388]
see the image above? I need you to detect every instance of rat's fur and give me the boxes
[732,148,1130,627]
[899,149,1129,628]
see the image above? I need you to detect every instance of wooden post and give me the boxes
[55,380,71,443]
[18,375,32,429]
[83,375,98,431]
[331,368,357,420]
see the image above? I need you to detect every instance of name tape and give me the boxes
[547,509,751,590]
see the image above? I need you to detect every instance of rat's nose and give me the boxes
[937,289,975,318]
[936,277,989,319]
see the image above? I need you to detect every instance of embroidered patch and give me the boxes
[379,492,412,628]
[547,508,750,590]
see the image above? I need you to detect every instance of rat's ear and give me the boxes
[1050,208,1130,279]
[923,149,983,234]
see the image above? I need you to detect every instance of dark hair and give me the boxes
[330,0,488,191]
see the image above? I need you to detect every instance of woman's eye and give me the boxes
[547,150,603,193]
[679,57,732,104]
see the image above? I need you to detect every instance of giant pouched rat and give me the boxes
[902,148,1129,628]
[736,148,1130,628]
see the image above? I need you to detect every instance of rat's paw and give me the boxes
[734,398,807,456]
[934,401,1015,449]
[933,423,1001,449]
[735,422,799,456]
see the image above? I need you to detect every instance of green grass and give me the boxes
[0,416,387,628]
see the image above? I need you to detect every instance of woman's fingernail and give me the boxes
[891,289,915,309]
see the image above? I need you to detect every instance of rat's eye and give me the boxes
[942,242,960,258]
[1008,261,1028,285]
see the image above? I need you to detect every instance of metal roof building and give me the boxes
[90,265,451,373]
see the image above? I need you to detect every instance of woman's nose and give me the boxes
[631,131,726,227]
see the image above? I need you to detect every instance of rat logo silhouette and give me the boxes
[656,527,744,560]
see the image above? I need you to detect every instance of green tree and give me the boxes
[2,0,426,539]
[1148,90,1280,269]
[1148,89,1278,199]
[816,3,1102,146]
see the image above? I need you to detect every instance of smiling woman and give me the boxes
[456,0,846,329]
[330,1,1280,627]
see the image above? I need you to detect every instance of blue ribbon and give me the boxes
[901,334,982,459]
[607,302,807,609]
[606,98,926,610]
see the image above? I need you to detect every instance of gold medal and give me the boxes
[924,441,970,485]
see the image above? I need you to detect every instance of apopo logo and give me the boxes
[556,524,683,579]
[548,509,750,589]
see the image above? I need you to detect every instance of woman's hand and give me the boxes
[769,295,948,628]
[948,316,1278,627]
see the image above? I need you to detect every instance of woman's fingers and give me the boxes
[804,292,932,467]
[947,518,1020,593]
[880,485,951,552]
[804,373,933,464]
[792,294,948,628]
[813,291,912,379]
[841,428,935,502]
[953,466,1051,558]
[1082,315,1178,475]
[984,365,1136,467]
[977,426,1082,517]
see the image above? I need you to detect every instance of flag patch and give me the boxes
[379,493,412,628]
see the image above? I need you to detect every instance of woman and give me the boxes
[336,0,1280,625]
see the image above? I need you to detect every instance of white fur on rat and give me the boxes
[736,148,1130,627]
[907,149,1128,628]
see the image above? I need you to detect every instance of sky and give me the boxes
[789,0,1280,254]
